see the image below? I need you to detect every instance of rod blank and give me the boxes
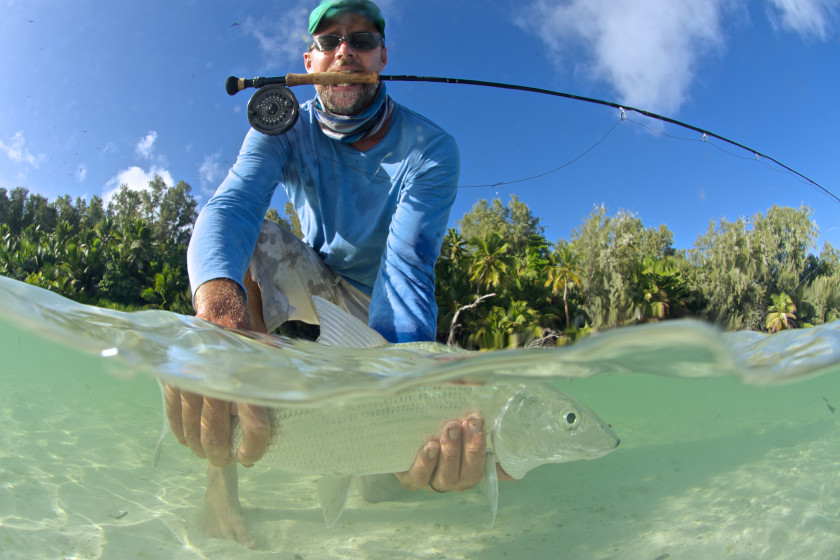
[222,72,833,201]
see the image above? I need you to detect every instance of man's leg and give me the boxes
[201,462,256,548]
[243,270,267,332]
[200,271,267,548]
[202,220,370,545]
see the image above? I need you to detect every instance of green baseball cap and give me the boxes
[308,0,385,37]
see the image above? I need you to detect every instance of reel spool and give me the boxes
[247,84,299,135]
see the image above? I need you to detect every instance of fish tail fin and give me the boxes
[317,475,355,528]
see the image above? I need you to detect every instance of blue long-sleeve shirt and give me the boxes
[187,98,460,343]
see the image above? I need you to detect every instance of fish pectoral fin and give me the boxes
[317,475,355,528]
[153,426,166,468]
[484,452,499,528]
[153,379,168,468]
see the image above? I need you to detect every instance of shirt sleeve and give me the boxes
[368,134,460,343]
[187,129,285,297]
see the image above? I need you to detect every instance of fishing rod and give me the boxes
[226,72,836,204]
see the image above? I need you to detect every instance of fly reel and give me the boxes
[247,84,299,135]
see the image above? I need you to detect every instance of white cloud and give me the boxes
[518,0,838,114]
[241,2,312,69]
[766,0,838,39]
[198,152,225,186]
[135,131,158,160]
[132,131,169,171]
[517,0,731,114]
[102,165,174,205]
[237,0,399,68]
[0,131,44,167]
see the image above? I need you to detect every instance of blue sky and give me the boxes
[1,0,838,251]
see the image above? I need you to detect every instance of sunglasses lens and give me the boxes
[313,35,341,51]
[349,33,380,50]
[312,33,382,52]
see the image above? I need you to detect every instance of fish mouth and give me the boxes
[584,437,620,459]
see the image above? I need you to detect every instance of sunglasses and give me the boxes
[311,32,384,52]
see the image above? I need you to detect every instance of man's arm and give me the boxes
[187,129,285,300]
[194,278,251,330]
[164,278,271,467]
[368,132,460,342]
[363,130,498,492]
[174,129,284,467]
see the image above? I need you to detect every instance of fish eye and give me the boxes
[558,408,580,431]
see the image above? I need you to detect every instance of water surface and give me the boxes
[1,276,838,559]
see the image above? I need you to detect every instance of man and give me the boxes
[165,0,497,546]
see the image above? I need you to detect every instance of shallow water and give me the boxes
[1,276,839,559]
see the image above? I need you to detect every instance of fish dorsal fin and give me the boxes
[317,475,354,528]
[312,296,388,348]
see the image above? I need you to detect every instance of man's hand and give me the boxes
[164,386,271,467]
[164,278,272,468]
[395,413,501,492]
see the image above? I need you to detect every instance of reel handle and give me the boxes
[226,72,379,95]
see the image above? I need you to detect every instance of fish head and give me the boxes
[491,384,619,480]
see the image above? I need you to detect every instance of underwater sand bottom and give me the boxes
[1,376,838,560]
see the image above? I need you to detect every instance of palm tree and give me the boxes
[442,228,468,265]
[626,255,689,323]
[544,244,582,329]
[468,232,511,294]
[141,262,193,314]
[766,292,796,332]
[99,218,154,305]
[468,306,507,349]
[502,299,543,347]
[468,300,542,349]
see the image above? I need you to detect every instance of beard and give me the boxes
[316,81,379,115]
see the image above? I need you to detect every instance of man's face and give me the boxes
[303,12,387,115]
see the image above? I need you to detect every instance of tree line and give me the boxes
[0,178,196,314]
[437,196,840,348]
[2,180,838,349]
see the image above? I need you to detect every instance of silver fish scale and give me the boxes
[262,383,517,476]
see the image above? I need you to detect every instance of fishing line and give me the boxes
[227,72,838,204]
[789,263,823,296]
[466,120,621,188]
[627,118,806,177]
[285,118,621,189]
[626,116,813,185]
